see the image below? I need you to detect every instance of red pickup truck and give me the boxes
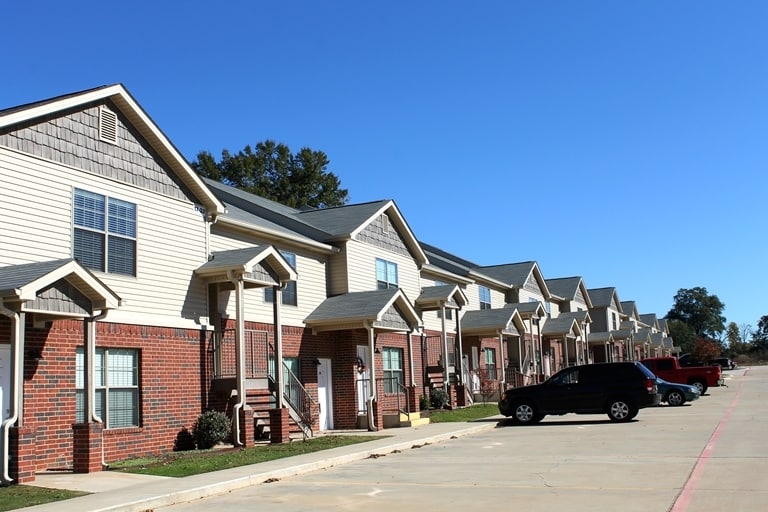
[640,356,723,394]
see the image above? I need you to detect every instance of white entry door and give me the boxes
[317,358,334,431]
[0,345,10,423]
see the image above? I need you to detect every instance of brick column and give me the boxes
[9,426,36,483]
[269,407,291,444]
[407,385,419,413]
[447,385,458,409]
[72,422,104,473]
[454,383,467,407]
[239,405,254,447]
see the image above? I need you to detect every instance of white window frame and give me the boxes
[376,258,398,290]
[76,347,140,429]
[73,188,137,276]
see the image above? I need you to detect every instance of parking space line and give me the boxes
[671,371,746,512]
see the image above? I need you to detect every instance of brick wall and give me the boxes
[2,317,210,472]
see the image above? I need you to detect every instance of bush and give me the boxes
[430,388,449,409]
[419,394,430,411]
[192,410,231,449]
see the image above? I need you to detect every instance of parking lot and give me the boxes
[161,366,766,512]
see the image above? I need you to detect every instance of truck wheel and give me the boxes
[607,398,637,422]
[690,380,707,394]
[665,389,686,406]
[512,400,542,425]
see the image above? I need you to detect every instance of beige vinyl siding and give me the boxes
[209,230,328,327]
[326,247,350,296]
[345,239,421,300]
[0,148,210,328]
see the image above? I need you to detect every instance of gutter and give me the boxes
[0,302,20,484]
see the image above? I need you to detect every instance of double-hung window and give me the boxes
[73,189,137,276]
[484,347,497,380]
[76,347,140,428]
[382,347,404,393]
[479,286,492,310]
[265,251,297,305]
[376,258,398,290]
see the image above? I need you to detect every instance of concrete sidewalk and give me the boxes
[23,419,501,512]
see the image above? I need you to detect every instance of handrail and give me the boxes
[395,380,410,418]
[279,362,318,439]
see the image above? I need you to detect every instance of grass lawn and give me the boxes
[427,403,499,422]
[0,485,87,511]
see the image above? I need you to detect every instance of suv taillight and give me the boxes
[645,378,656,394]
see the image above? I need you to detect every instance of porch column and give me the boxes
[455,309,463,385]
[440,306,448,391]
[274,285,284,409]
[498,332,505,389]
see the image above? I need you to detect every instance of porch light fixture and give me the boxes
[313,358,322,366]
[26,348,43,361]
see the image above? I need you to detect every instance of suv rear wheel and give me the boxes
[512,400,543,425]
[607,398,638,422]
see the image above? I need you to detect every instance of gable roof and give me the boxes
[545,276,593,309]
[474,261,551,299]
[460,307,525,336]
[416,284,468,311]
[0,259,120,312]
[620,301,639,320]
[298,200,428,265]
[0,84,225,218]
[587,287,623,312]
[304,288,420,333]
[558,310,592,324]
[541,316,582,337]
[194,246,297,288]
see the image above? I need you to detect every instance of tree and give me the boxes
[192,140,349,209]
[750,315,768,354]
[726,322,749,355]
[666,287,726,339]
[691,337,721,363]
[666,319,697,355]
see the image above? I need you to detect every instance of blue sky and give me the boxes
[2,1,766,333]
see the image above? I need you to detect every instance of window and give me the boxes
[76,347,139,428]
[265,251,297,305]
[611,312,618,330]
[382,347,404,393]
[376,258,398,290]
[74,189,136,276]
[484,347,497,380]
[479,286,491,310]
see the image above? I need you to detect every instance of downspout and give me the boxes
[365,322,377,431]
[0,302,20,484]
[87,310,110,469]
[228,270,246,447]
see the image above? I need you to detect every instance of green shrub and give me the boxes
[419,394,430,411]
[192,410,231,449]
[430,388,449,409]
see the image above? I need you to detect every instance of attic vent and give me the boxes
[381,213,389,233]
[99,107,118,144]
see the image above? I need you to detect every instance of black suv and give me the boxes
[498,362,661,424]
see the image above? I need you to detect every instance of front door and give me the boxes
[317,358,333,431]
